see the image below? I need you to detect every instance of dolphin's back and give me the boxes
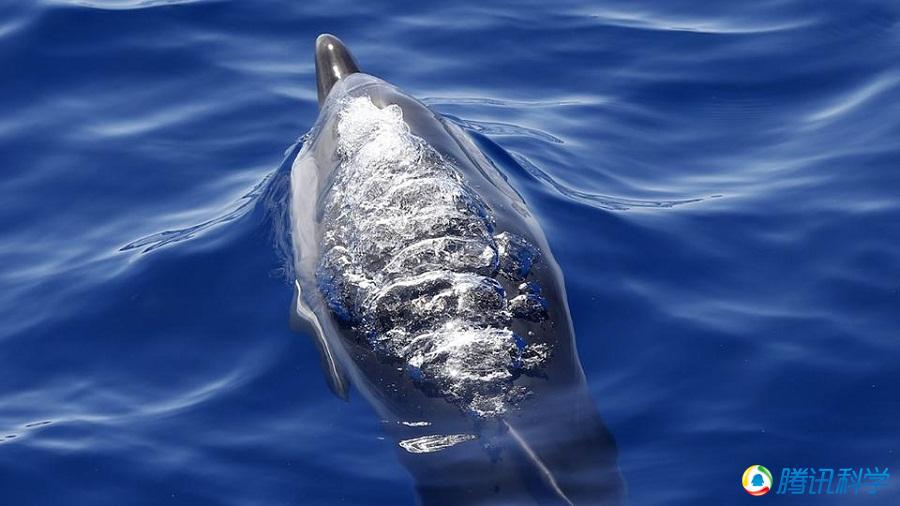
[314,87,553,417]
[291,63,625,505]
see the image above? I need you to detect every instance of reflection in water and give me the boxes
[398,434,478,454]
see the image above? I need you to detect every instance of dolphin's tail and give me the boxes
[389,386,626,506]
[315,33,360,106]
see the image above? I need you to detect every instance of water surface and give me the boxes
[1,0,899,504]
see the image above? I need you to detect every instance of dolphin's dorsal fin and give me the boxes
[291,280,350,400]
[315,34,360,106]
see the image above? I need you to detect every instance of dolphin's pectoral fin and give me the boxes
[291,280,351,400]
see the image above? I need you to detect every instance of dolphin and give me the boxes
[289,34,625,505]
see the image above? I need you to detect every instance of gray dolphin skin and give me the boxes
[290,34,625,505]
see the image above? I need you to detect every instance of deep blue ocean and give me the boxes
[1,0,899,504]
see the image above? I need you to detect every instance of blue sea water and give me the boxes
[1,0,899,504]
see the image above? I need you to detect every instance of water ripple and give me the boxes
[120,172,272,253]
[806,72,900,124]
[510,152,707,211]
[422,97,596,108]
[46,0,218,10]
[444,114,565,144]
[578,6,819,34]
[2,1,899,504]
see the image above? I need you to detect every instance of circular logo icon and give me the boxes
[742,465,773,496]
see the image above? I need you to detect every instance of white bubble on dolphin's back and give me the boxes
[317,96,548,417]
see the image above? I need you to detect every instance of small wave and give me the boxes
[119,177,267,253]
[509,152,705,211]
[580,7,817,35]
[46,0,219,10]
[119,140,300,254]
[806,73,900,124]
[422,97,592,108]
[444,115,564,144]
[0,362,259,448]
[0,17,31,41]
[88,101,216,139]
